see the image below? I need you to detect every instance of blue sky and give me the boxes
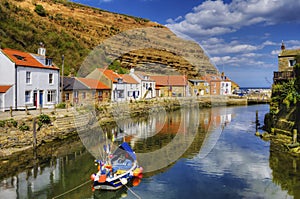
[72,0,300,87]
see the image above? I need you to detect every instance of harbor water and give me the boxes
[1,104,299,199]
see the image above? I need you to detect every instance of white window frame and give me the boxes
[26,71,31,84]
[25,90,31,103]
[49,73,54,84]
[47,90,56,103]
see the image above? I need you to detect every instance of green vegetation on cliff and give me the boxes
[0,0,161,75]
[265,63,300,135]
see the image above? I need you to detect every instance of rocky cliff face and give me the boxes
[0,0,218,77]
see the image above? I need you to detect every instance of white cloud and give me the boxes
[271,50,280,55]
[166,0,300,38]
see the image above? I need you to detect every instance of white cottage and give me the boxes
[0,47,60,111]
[129,69,156,99]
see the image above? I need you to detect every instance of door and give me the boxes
[39,91,43,108]
[33,91,37,108]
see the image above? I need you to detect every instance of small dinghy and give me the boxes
[91,142,143,190]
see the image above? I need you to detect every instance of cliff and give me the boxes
[0,0,218,77]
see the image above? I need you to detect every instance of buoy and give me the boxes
[90,174,96,181]
[132,177,141,186]
[137,173,143,179]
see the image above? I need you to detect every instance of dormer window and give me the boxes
[46,58,52,66]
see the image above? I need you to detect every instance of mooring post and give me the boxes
[10,106,13,117]
[25,105,29,115]
[293,129,298,144]
[33,117,37,149]
[255,110,259,132]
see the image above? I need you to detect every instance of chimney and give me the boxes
[130,68,135,74]
[281,40,285,51]
[38,42,46,56]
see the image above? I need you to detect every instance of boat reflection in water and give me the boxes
[0,106,233,199]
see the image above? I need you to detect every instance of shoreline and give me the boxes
[0,96,247,158]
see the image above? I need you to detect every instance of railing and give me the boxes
[273,71,295,83]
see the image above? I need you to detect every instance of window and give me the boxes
[82,92,86,99]
[49,73,53,84]
[289,59,297,67]
[25,91,31,103]
[117,90,124,98]
[65,93,69,101]
[26,71,31,84]
[47,90,56,103]
[74,91,78,98]
[46,58,52,66]
[92,91,96,98]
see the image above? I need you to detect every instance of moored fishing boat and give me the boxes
[91,142,143,190]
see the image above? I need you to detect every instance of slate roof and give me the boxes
[63,77,89,91]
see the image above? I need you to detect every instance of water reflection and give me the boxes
[270,141,300,198]
[1,105,299,198]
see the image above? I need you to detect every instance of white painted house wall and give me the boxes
[0,50,15,85]
[17,66,59,109]
[129,69,156,99]
[125,83,140,100]
[220,81,232,95]
[0,50,15,110]
[0,49,60,109]
[112,82,127,102]
[0,86,14,111]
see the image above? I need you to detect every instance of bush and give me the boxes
[34,5,46,17]
[56,102,66,109]
[19,123,30,131]
[0,120,5,127]
[7,119,18,128]
[38,114,51,124]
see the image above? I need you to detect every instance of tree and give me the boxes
[34,5,46,17]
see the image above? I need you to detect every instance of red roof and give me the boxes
[97,69,122,83]
[0,85,12,93]
[77,78,110,90]
[121,74,139,84]
[150,75,187,86]
[2,48,59,70]
[201,74,221,82]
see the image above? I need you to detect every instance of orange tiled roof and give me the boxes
[121,74,139,84]
[201,74,221,82]
[77,78,110,90]
[2,48,59,70]
[150,75,187,86]
[97,69,122,83]
[0,85,12,93]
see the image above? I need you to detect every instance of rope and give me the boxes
[125,184,142,199]
[52,179,91,199]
